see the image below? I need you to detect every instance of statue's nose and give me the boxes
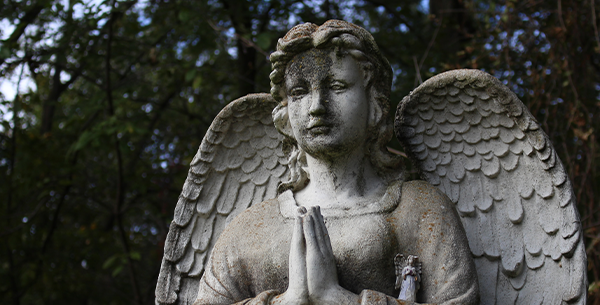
[308,89,327,116]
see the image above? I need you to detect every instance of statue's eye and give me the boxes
[330,81,346,91]
[289,87,307,97]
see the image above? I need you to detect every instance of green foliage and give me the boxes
[0,0,598,304]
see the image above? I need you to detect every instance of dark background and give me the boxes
[1,0,598,304]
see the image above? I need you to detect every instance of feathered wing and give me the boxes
[395,70,586,304]
[155,93,289,305]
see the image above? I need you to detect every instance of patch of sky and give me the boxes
[493,69,504,80]
[142,103,153,113]
[518,13,529,22]
[502,70,513,78]
[511,84,525,97]
[285,2,304,26]
[342,1,368,23]
[72,2,86,19]
[0,19,16,40]
[303,0,327,19]
[196,51,210,67]
[227,46,238,58]
[418,0,429,14]
[136,0,152,26]
[390,64,402,91]
[540,41,551,53]
[509,29,525,53]
[0,62,36,132]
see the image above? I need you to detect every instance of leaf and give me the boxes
[103,255,119,269]
[256,33,272,50]
[185,69,196,82]
[193,76,202,90]
[178,10,190,22]
[112,265,123,277]
[573,128,593,141]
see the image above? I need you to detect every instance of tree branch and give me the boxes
[105,1,142,303]
[0,3,45,67]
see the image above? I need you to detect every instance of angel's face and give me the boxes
[284,49,370,158]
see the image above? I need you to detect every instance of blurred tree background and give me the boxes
[0,0,598,304]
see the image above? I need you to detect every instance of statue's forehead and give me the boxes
[284,49,336,80]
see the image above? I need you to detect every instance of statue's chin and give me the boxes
[299,136,364,161]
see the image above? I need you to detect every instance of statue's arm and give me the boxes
[193,202,286,305]
[194,259,280,305]
[194,199,308,305]
[387,181,479,305]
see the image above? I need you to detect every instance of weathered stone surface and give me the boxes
[157,20,586,305]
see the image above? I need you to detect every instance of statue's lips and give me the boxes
[307,120,332,134]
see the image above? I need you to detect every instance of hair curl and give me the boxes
[270,20,403,193]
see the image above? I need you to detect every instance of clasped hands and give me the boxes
[272,206,357,305]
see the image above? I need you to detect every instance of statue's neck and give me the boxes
[295,149,386,209]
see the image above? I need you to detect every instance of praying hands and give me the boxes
[272,206,357,305]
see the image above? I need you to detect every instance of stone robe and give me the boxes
[194,180,479,304]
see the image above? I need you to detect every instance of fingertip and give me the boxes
[297,206,307,215]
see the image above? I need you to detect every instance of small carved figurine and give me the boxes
[395,254,422,302]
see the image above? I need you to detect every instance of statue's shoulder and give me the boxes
[392,180,458,222]
[223,197,283,233]
[210,197,286,260]
[399,180,452,206]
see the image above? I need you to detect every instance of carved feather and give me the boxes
[156,94,289,305]
[395,69,586,304]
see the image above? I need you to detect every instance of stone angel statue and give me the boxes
[155,20,587,305]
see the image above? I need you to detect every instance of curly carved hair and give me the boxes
[270,20,403,192]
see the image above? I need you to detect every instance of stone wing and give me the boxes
[395,70,586,304]
[155,93,289,305]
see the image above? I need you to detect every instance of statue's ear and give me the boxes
[368,96,383,130]
[272,103,295,139]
